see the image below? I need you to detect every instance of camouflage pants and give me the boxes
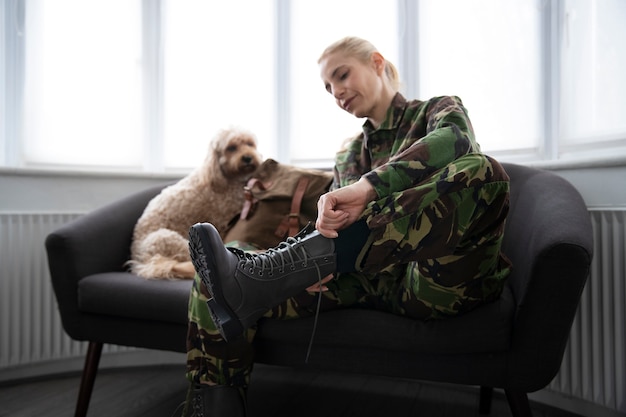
[186,153,512,387]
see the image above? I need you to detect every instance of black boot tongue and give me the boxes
[294,221,316,239]
[299,230,335,258]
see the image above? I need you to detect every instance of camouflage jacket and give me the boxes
[333,93,480,191]
[333,93,512,318]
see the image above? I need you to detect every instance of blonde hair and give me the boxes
[318,36,401,92]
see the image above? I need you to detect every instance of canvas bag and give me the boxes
[224,158,334,249]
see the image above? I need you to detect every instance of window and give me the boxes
[22,0,143,168]
[162,0,275,170]
[417,0,543,155]
[289,0,398,166]
[1,0,625,172]
[560,0,626,150]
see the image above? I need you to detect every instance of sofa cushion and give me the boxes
[79,272,514,354]
[78,272,192,325]
[256,284,515,354]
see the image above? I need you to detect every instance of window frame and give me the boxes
[1,0,25,168]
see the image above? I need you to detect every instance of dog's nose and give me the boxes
[242,155,253,164]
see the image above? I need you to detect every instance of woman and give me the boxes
[181,36,512,416]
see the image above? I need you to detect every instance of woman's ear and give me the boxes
[371,52,386,76]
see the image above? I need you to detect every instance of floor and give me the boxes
[0,364,582,417]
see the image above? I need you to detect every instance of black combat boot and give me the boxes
[181,384,246,417]
[188,222,336,341]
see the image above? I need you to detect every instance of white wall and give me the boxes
[0,169,179,213]
[2,161,625,214]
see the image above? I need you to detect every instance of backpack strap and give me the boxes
[240,178,269,220]
[275,176,309,238]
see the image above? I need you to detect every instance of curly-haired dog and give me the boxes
[127,128,262,279]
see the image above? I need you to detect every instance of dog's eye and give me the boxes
[226,145,237,152]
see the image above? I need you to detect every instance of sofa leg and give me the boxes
[75,341,103,417]
[479,386,493,414]
[505,389,533,417]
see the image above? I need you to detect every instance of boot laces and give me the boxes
[191,392,204,417]
[238,223,324,363]
[241,236,312,276]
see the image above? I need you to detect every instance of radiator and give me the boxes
[546,209,626,414]
[0,213,132,372]
[0,211,624,414]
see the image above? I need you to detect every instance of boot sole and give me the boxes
[189,224,244,342]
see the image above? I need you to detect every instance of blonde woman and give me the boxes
[181,37,512,416]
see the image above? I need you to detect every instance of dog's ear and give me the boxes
[210,130,225,154]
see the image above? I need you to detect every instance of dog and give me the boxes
[127,128,262,279]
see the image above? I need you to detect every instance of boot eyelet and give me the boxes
[248,268,254,274]
[290,265,296,271]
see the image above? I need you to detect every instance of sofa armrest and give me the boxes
[500,163,593,390]
[45,183,169,340]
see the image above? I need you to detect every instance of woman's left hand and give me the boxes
[306,274,335,293]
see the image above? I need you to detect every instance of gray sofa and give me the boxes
[45,162,593,417]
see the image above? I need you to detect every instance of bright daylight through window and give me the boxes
[22,0,143,168]
[2,0,625,172]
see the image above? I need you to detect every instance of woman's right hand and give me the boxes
[315,178,377,238]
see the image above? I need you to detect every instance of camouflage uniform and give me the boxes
[186,93,512,387]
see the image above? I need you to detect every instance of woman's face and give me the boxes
[319,51,387,124]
